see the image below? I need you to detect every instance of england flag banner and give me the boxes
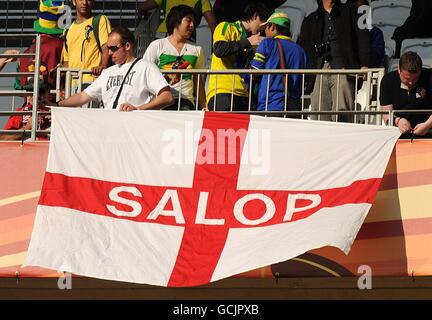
[24,108,400,287]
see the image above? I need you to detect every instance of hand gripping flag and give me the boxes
[24,108,400,287]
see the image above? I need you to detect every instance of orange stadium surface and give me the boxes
[1,140,432,280]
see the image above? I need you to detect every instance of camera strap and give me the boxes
[275,39,287,95]
[112,57,141,110]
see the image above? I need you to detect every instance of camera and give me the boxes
[314,40,330,57]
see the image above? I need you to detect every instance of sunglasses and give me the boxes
[107,43,124,52]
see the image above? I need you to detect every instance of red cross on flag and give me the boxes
[24,108,400,287]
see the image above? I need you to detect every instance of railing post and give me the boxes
[388,110,394,126]
[196,73,200,111]
[31,34,41,141]
[56,67,61,102]
[377,68,385,125]
[65,71,71,99]
[301,73,305,119]
[354,73,358,124]
[335,74,340,122]
[364,71,372,125]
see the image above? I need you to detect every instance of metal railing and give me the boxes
[3,66,431,141]
[0,33,41,141]
[57,67,384,110]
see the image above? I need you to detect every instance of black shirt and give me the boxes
[320,10,344,69]
[380,68,432,127]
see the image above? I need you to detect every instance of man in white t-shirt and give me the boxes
[58,27,173,111]
[143,4,207,110]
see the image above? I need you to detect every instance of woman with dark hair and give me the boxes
[138,0,216,43]
[143,5,208,110]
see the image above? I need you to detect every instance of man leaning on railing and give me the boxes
[380,51,432,139]
[56,27,173,111]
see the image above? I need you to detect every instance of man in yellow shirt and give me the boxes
[62,0,111,86]
[207,3,270,111]
[138,0,216,42]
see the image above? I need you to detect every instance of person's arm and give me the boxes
[382,102,413,133]
[193,74,208,110]
[119,86,173,111]
[250,41,266,88]
[0,120,32,141]
[213,35,262,58]
[413,114,432,136]
[395,116,413,134]
[212,22,262,58]
[0,49,19,72]
[61,40,69,68]
[380,104,393,125]
[379,74,396,125]
[92,15,112,75]
[92,45,110,75]
[137,0,159,14]
[203,10,217,35]
[58,91,93,108]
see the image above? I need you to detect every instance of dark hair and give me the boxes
[110,26,135,47]
[166,5,196,36]
[399,51,423,73]
[317,0,342,6]
[241,2,271,22]
[38,82,50,95]
[268,23,292,38]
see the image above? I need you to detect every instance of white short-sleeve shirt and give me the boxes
[143,38,205,104]
[85,58,169,109]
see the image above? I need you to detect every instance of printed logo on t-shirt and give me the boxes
[106,71,137,91]
[416,87,427,99]
[163,56,191,85]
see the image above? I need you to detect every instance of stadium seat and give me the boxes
[301,0,318,16]
[278,4,306,42]
[422,59,432,69]
[388,58,399,72]
[372,19,400,42]
[384,38,396,58]
[400,38,432,60]
[279,0,318,16]
[370,0,411,25]
[280,0,306,12]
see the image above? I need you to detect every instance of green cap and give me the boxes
[260,12,291,30]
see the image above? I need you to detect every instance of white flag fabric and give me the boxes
[24,108,400,287]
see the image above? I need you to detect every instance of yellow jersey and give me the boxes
[207,21,250,101]
[62,15,111,83]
